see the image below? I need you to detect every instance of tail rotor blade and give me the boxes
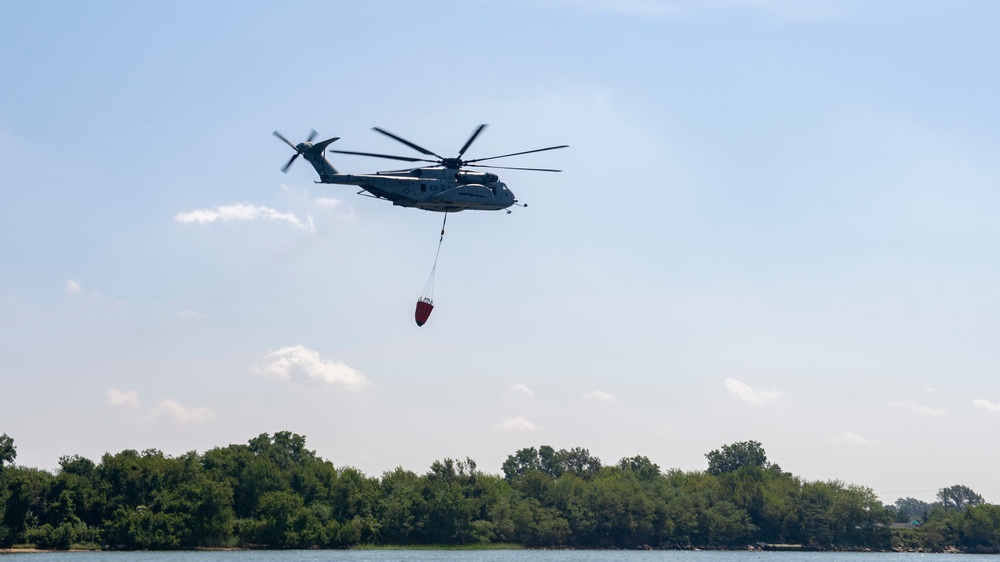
[281,153,299,173]
[273,130,298,151]
[306,129,318,143]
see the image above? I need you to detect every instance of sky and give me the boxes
[2,0,999,505]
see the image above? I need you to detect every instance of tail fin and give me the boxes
[302,137,340,182]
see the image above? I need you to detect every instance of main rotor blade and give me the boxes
[372,127,443,158]
[457,124,487,158]
[466,163,562,172]
[465,144,569,163]
[377,165,440,174]
[281,153,299,173]
[330,150,434,163]
[273,131,298,151]
[306,129,318,143]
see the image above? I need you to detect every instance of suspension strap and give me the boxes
[421,212,448,301]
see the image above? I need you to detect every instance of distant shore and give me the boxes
[0,544,987,555]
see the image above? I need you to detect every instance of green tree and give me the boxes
[253,490,306,546]
[502,446,602,482]
[705,440,769,475]
[618,455,661,481]
[0,434,14,469]
[938,485,985,511]
[377,467,426,544]
[502,447,542,481]
[558,447,602,479]
[891,497,932,523]
[2,468,56,547]
[959,503,1000,549]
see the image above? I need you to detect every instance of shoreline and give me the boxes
[0,545,984,555]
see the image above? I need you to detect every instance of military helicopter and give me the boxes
[273,125,567,213]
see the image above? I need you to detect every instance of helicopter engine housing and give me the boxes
[454,171,499,184]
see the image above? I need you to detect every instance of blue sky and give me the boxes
[3,0,999,504]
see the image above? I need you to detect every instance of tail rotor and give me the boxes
[273,129,319,173]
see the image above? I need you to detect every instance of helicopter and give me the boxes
[273,125,567,213]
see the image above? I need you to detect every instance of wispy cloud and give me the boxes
[314,197,355,222]
[314,197,343,207]
[65,279,84,294]
[175,203,312,230]
[65,279,124,306]
[251,345,370,390]
[106,388,140,409]
[891,400,946,417]
[496,416,538,431]
[973,399,1000,412]
[509,383,535,398]
[582,390,616,402]
[105,389,211,422]
[177,310,205,318]
[153,399,213,423]
[725,378,782,404]
[827,432,876,445]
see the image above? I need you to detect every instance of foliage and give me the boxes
[502,446,602,481]
[889,497,932,523]
[0,433,15,468]
[705,440,770,475]
[0,433,997,551]
[938,485,985,511]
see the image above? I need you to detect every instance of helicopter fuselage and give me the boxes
[297,142,516,212]
[325,168,516,213]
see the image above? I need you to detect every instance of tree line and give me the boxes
[1,432,998,551]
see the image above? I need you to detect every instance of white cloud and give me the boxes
[65,279,84,294]
[106,389,211,422]
[725,378,782,404]
[891,401,946,417]
[510,383,535,398]
[496,416,538,431]
[582,390,616,401]
[251,345,369,389]
[973,399,1000,412]
[153,399,213,423]
[65,279,122,304]
[314,197,343,207]
[175,203,309,229]
[827,432,876,445]
[106,388,140,409]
